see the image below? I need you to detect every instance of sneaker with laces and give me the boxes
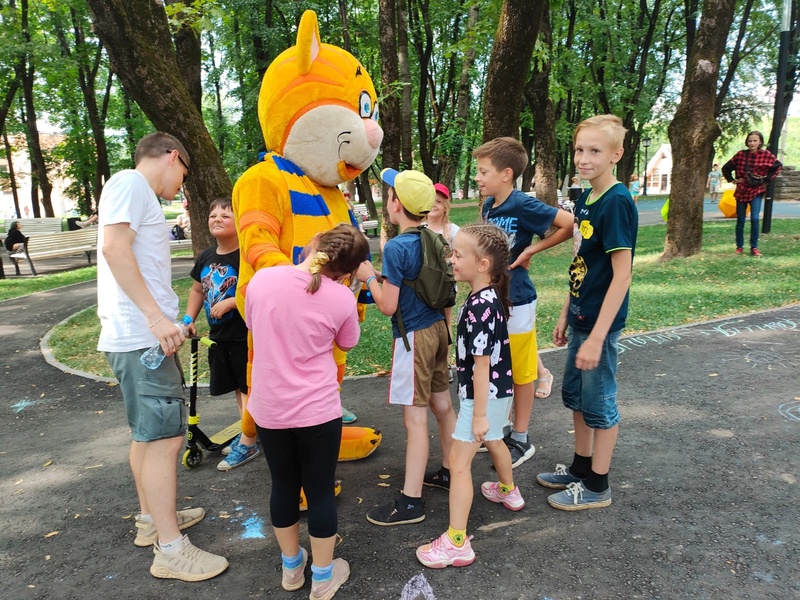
[366,495,425,526]
[735,247,743,255]
[536,463,584,489]
[309,558,350,599]
[505,435,535,468]
[150,535,229,581]
[423,467,450,490]
[547,481,612,511]
[480,481,525,511]
[282,547,308,591]
[221,433,241,456]
[341,408,358,424]
[217,442,260,471]
[134,508,206,547]
[750,248,763,257]
[416,532,475,568]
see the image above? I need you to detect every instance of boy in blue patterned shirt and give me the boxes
[475,137,574,468]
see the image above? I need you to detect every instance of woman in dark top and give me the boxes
[4,221,28,252]
[721,131,781,257]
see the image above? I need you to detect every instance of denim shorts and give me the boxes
[106,350,186,442]
[561,327,621,429]
[452,396,513,443]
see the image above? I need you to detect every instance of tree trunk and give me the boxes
[19,0,53,216]
[526,4,557,208]
[379,0,400,240]
[166,0,202,113]
[482,0,546,141]
[664,0,737,260]
[439,2,479,192]
[397,1,413,170]
[86,0,232,254]
[3,131,21,217]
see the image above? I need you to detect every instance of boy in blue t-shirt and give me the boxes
[356,168,457,526]
[474,137,574,468]
[537,114,638,510]
[186,197,259,472]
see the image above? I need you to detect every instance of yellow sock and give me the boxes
[447,526,467,547]
[499,482,515,495]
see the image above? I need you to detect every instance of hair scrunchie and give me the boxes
[309,251,330,275]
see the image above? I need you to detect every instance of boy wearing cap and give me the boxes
[356,169,457,526]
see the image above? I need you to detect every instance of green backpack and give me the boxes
[397,226,456,351]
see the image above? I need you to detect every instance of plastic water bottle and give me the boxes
[140,315,193,370]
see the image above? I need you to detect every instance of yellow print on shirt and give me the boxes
[578,219,594,240]
[569,255,587,298]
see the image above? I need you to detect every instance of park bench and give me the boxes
[3,217,64,235]
[352,203,379,236]
[7,228,98,276]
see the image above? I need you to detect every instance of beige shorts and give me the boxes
[389,320,449,407]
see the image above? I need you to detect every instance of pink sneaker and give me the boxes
[416,532,475,568]
[281,547,308,591]
[481,481,525,511]
[309,558,350,600]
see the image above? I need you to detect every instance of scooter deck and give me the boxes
[208,420,242,447]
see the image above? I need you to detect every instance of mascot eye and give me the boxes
[371,103,380,122]
[359,91,372,118]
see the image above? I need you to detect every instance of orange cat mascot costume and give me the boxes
[233,11,382,444]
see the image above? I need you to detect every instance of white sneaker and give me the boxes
[150,535,228,582]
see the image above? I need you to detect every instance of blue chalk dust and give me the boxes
[241,514,266,539]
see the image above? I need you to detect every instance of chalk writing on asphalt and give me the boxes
[617,315,799,354]
[400,573,437,600]
[778,401,800,423]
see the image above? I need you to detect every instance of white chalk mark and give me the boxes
[477,516,530,532]
[778,401,800,423]
[400,573,437,600]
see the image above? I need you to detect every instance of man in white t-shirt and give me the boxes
[97,132,228,582]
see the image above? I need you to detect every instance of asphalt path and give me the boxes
[1,252,798,599]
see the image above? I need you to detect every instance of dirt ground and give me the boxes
[1,274,798,600]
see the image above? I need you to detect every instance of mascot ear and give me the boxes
[296,10,321,75]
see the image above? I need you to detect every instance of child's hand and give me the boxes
[508,249,532,270]
[185,322,198,338]
[575,336,602,370]
[472,415,490,442]
[356,260,376,282]
[552,318,568,346]
[209,297,236,320]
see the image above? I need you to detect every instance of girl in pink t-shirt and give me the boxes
[245,224,368,598]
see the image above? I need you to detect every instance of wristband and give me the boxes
[148,314,165,329]
[366,275,377,288]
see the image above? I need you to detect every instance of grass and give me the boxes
[40,217,800,381]
[0,266,98,301]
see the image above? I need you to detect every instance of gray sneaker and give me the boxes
[134,508,206,547]
[309,558,350,599]
[536,463,584,489]
[150,535,229,581]
[547,482,612,511]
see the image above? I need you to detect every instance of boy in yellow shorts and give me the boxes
[475,138,573,467]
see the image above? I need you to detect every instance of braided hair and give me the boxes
[306,224,370,294]
[459,223,512,317]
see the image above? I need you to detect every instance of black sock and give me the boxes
[400,492,422,506]
[583,469,609,493]
[570,453,592,479]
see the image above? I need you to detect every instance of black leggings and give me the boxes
[256,417,342,538]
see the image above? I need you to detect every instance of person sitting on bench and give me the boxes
[4,221,28,253]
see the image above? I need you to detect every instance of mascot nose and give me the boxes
[364,118,384,150]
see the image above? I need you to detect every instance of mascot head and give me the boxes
[258,11,383,187]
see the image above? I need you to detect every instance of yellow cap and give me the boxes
[381,168,435,216]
